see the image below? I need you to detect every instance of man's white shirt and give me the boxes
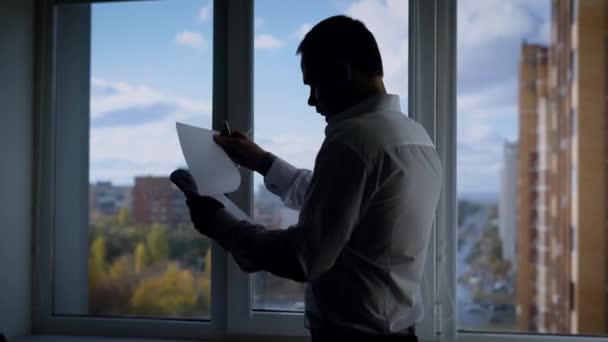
[213,94,442,334]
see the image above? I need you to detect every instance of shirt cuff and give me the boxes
[264,157,299,197]
[256,152,277,176]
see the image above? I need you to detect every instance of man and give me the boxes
[176,15,442,341]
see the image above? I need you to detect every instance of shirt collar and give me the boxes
[325,94,401,136]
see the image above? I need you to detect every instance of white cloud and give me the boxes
[453,0,550,194]
[89,78,212,184]
[175,30,204,48]
[457,78,517,116]
[458,0,537,48]
[91,78,211,120]
[254,34,284,50]
[198,2,212,22]
[293,23,312,40]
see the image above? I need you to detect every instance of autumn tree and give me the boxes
[130,263,198,316]
[147,224,169,265]
[134,242,150,274]
[89,236,108,289]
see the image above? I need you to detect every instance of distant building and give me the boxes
[499,141,518,268]
[517,0,608,334]
[89,181,132,221]
[131,176,190,227]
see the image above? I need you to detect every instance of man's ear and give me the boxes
[344,63,352,81]
[331,62,351,82]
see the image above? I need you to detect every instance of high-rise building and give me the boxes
[517,0,608,334]
[516,42,548,333]
[499,141,518,268]
[132,176,190,227]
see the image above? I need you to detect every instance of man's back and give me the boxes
[304,94,442,334]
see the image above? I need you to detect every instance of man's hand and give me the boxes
[213,130,267,172]
[186,194,225,237]
[170,168,225,237]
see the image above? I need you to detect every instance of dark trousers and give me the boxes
[310,325,418,342]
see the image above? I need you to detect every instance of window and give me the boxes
[252,0,409,313]
[570,50,577,81]
[52,0,215,320]
[457,0,608,338]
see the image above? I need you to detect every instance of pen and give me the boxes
[222,120,232,137]
[222,121,253,138]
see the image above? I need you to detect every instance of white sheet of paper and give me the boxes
[177,122,240,195]
[176,122,252,222]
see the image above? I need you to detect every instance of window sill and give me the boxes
[12,335,312,342]
[14,333,608,342]
[11,336,201,342]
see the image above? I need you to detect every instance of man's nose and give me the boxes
[308,91,316,107]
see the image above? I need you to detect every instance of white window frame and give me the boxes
[443,1,608,342]
[226,0,439,339]
[32,1,228,340]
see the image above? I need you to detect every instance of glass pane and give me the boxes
[55,0,214,319]
[458,0,608,335]
[253,0,408,312]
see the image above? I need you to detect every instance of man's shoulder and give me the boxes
[329,111,434,158]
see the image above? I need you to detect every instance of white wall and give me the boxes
[0,0,34,338]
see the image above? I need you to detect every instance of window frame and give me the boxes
[449,1,608,342]
[226,0,441,338]
[32,1,227,340]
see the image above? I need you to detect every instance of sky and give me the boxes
[87,0,550,195]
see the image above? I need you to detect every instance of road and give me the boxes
[457,206,494,329]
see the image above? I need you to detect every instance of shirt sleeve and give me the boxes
[210,142,369,283]
[264,157,313,210]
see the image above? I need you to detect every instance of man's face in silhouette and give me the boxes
[301,56,352,117]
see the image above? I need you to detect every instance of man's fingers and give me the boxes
[231,130,249,139]
[214,134,249,149]
[213,134,235,147]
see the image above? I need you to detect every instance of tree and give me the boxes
[147,224,169,265]
[117,207,130,226]
[89,237,107,289]
[130,263,198,316]
[135,243,150,274]
[109,255,133,279]
[197,248,212,313]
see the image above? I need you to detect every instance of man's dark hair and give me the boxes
[297,15,383,77]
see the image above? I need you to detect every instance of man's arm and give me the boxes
[190,142,369,282]
[213,131,313,210]
[262,155,313,210]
